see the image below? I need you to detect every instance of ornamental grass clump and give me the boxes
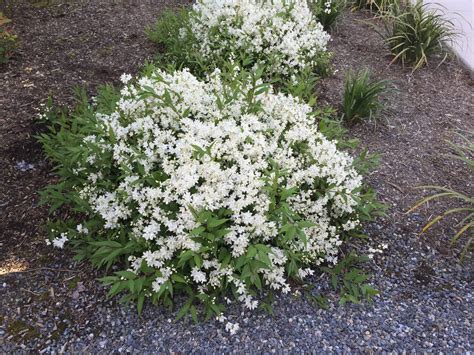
[39,66,376,321]
[379,0,455,70]
[342,68,389,123]
[409,131,473,261]
[148,0,331,80]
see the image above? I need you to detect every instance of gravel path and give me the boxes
[1,1,473,352]
[2,220,472,352]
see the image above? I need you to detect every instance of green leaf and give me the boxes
[194,255,203,268]
[247,246,257,258]
[190,226,206,236]
[107,281,124,298]
[175,299,192,321]
[257,250,272,268]
[331,275,338,289]
[253,273,262,290]
[220,252,232,268]
[235,256,247,270]
[128,279,135,293]
[137,293,145,315]
[255,244,272,254]
[208,218,228,229]
[171,274,187,283]
[190,305,198,323]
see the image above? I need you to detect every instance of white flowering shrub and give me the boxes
[148,0,332,80]
[39,66,379,320]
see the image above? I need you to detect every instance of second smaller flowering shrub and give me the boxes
[148,0,331,81]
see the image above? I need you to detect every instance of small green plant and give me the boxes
[312,0,346,31]
[379,0,455,70]
[342,68,389,122]
[409,131,473,261]
[321,252,379,304]
[0,12,17,64]
[303,252,380,309]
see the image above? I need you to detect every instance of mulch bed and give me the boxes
[0,1,472,351]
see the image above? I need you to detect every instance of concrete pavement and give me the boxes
[425,0,474,70]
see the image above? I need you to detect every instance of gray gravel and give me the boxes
[1,218,472,352]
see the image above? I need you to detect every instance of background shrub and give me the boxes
[341,68,389,123]
[147,0,331,81]
[145,8,201,72]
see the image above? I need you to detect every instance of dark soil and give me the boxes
[0,2,472,351]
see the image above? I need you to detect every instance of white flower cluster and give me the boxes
[188,0,330,76]
[74,68,362,312]
[324,0,333,14]
[46,232,68,249]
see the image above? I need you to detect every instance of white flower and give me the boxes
[225,322,240,335]
[76,224,89,234]
[120,73,132,84]
[52,233,68,249]
[151,267,173,292]
[191,267,207,284]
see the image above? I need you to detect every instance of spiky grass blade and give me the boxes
[342,68,389,122]
[408,131,473,261]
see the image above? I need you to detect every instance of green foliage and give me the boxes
[0,12,17,64]
[306,290,330,309]
[321,252,379,304]
[409,131,473,261]
[378,0,455,70]
[342,68,389,123]
[145,8,203,74]
[280,65,323,103]
[352,0,404,13]
[37,85,120,214]
[312,0,347,31]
